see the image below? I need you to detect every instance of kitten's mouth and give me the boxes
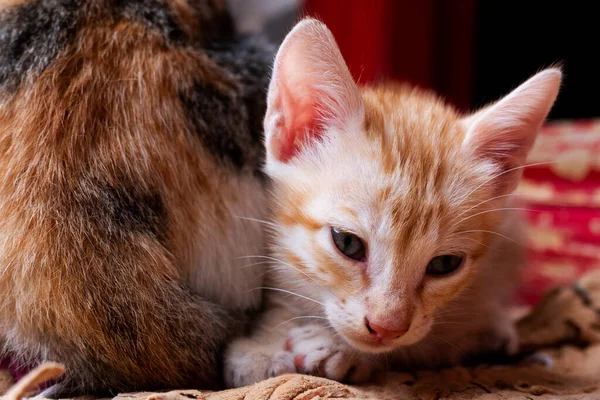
[341,332,400,353]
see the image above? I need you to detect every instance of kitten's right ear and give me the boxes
[264,18,363,164]
[461,68,562,193]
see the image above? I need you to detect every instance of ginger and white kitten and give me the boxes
[225,19,561,387]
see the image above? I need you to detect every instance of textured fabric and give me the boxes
[3,269,600,399]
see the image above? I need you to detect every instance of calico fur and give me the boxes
[0,0,273,395]
[225,19,561,387]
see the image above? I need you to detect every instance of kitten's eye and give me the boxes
[331,228,366,261]
[426,255,463,276]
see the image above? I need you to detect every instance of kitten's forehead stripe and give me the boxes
[433,160,447,192]
[284,250,306,274]
[339,206,359,220]
[276,185,322,230]
[280,209,321,231]
[355,84,485,257]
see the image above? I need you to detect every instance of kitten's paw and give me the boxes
[224,340,295,388]
[286,324,377,383]
[269,350,296,377]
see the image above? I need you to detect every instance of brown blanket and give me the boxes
[3,270,600,400]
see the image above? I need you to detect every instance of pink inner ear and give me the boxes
[272,71,322,163]
[265,19,363,164]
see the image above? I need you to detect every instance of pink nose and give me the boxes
[365,317,409,341]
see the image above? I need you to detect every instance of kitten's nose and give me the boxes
[365,317,409,342]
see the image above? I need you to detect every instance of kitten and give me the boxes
[0,0,273,395]
[224,19,561,387]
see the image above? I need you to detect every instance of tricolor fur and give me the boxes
[0,0,273,395]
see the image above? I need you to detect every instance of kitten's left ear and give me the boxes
[264,18,363,165]
[462,68,562,192]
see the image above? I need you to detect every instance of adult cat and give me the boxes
[0,0,272,395]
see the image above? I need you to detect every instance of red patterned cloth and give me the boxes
[517,120,600,304]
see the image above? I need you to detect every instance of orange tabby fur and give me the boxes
[225,18,561,387]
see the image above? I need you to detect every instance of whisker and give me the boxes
[460,237,496,251]
[271,315,329,331]
[459,160,559,203]
[250,286,325,306]
[456,207,539,225]
[238,255,321,284]
[241,260,280,269]
[432,321,472,326]
[433,309,481,318]
[456,193,518,219]
[430,334,466,357]
[238,255,341,302]
[455,229,522,246]
[433,315,479,322]
[234,216,279,228]
[433,313,480,321]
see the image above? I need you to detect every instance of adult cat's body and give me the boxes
[225,19,561,387]
[0,0,273,395]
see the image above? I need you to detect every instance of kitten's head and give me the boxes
[264,19,561,353]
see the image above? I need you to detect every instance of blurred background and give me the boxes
[227,0,600,305]
[227,0,599,119]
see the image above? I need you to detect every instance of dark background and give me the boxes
[246,1,599,120]
[474,3,598,120]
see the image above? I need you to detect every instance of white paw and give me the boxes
[269,350,296,377]
[286,324,378,383]
[224,339,295,388]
